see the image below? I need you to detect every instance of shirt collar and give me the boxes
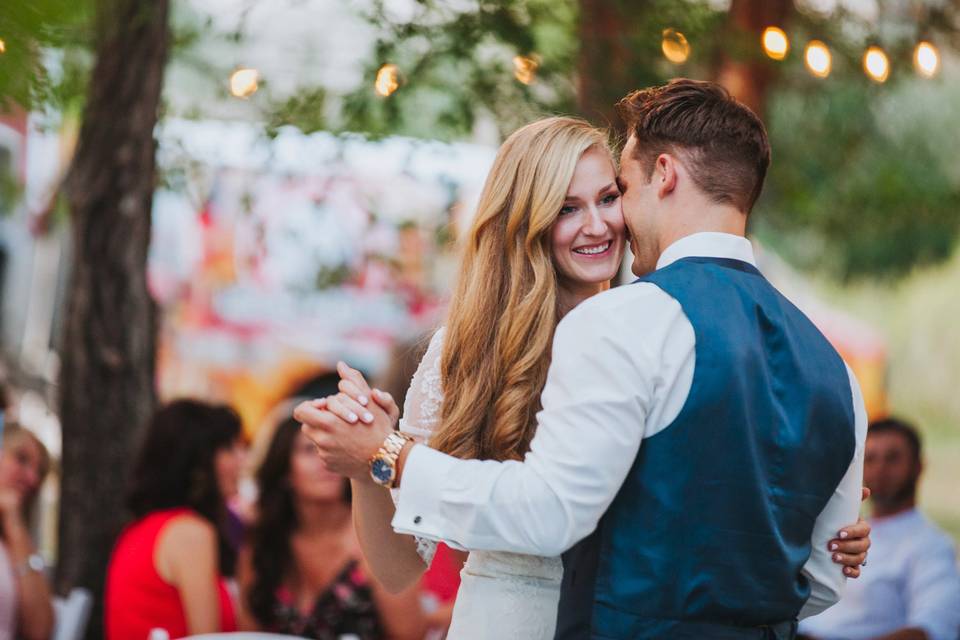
[656,232,757,270]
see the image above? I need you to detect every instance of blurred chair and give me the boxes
[51,588,93,640]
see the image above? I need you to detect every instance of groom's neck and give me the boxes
[657,201,747,256]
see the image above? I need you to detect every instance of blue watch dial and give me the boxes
[371,457,395,484]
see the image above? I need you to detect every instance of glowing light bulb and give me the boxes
[762,27,789,61]
[513,55,539,85]
[0,39,6,54]
[914,41,939,78]
[375,64,400,97]
[804,40,832,78]
[863,46,889,83]
[229,68,259,98]
[662,29,691,64]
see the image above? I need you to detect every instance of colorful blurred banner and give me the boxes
[150,120,495,433]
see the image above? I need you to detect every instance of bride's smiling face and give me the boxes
[550,146,626,291]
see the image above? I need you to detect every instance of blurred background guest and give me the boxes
[799,417,960,640]
[104,400,246,639]
[0,424,54,640]
[237,416,427,639]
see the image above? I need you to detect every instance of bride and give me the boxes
[317,116,869,638]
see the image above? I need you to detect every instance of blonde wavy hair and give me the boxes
[430,117,613,462]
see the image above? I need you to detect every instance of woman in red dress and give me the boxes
[105,400,246,639]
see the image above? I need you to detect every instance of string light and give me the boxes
[804,40,832,78]
[0,39,6,54]
[513,55,539,85]
[914,41,939,78]
[229,68,259,98]
[863,46,889,83]
[762,27,790,60]
[661,29,691,64]
[375,64,401,97]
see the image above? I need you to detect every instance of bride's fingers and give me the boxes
[326,394,374,425]
[337,361,372,395]
[835,519,871,548]
[338,379,370,406]
[832,550,867,567]
[371,389,400,422]
[829,536,869,555]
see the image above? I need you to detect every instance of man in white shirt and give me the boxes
[799,418,960,640]
[297,79,869,639]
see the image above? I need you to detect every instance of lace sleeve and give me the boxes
[391,328,445,565]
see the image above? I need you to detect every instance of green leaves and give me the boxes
[0,0,94,111]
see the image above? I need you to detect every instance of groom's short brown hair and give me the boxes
[617,78,770,214]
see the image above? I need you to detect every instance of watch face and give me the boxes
[28,555,44,572]
[371,457,395,485]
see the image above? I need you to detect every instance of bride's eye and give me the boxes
[559,205,578,216]
[600,193,620,206]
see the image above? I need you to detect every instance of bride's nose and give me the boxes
[582,206,607,236]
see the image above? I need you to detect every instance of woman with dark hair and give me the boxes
[105,399,246,639]
[237,416,427,639]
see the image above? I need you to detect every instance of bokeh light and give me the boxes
[229,68,259,98]
[513,55,539,85]
[762,27,790,60]
[863,46,889,83]
[662,29,691,64]
[804,40,832,78]
[914,41,940,78]
[375,63,401,97]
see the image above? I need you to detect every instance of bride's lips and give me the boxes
[572,240,613,258]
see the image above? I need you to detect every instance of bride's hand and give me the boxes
[829,487,873,578]
[337,361,374,407]
[333,361,401,425]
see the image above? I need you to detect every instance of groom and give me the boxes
[296,79,867,639]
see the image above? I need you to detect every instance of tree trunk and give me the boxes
[577,0,633,128]
[57,1,169,637]
[714,0,793,117]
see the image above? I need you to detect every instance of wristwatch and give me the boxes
[15,553,45,577]
[369,431,413,488]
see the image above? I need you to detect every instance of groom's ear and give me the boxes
[655,154,678,199]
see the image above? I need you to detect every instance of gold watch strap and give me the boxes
[383,431,412,487]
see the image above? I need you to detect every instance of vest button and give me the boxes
[414,516,422,524]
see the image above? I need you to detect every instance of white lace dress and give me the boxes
[395,328,563,639]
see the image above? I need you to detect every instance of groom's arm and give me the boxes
[391,287,684,556]
[797,364,869,619]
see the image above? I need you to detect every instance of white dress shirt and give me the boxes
[393,232,868,618]
[799,508,960,640]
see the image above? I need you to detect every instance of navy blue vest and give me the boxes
[556,257,856,639]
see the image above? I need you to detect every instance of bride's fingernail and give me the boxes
[362,412,374,423]
[358,395,369,406]
[347,412,358,423]
[830,543,839,551]
[839,531,849,539]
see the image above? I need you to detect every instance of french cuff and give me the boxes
[391,444,467,552]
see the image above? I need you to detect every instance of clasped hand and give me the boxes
[294,362,401,482]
